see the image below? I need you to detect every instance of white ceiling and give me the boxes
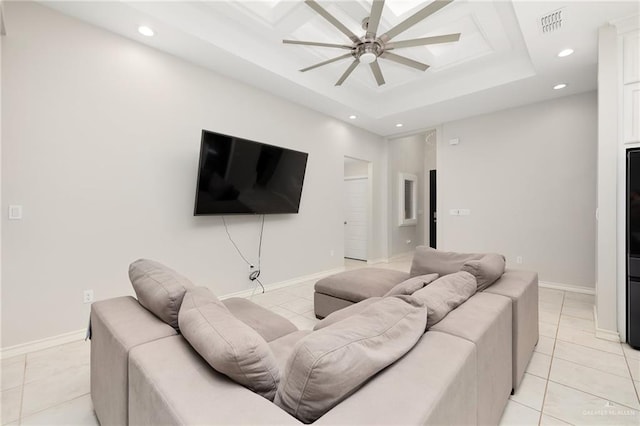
[41,0,639,137]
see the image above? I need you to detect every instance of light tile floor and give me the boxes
[1,256,639,425]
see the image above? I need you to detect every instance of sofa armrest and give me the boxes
[484,269,539,389]
[91,296,176,426]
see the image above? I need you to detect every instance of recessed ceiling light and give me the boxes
[557,48,574,57]
[349,115,357,120]
[553,83,567,90]
[138,26,155,37]
[395,123,403,128]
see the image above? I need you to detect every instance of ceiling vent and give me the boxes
[539,8,564,34]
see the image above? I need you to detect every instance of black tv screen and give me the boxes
[194,130,308,215]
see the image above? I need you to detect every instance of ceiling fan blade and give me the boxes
[335,60,360,86]
[365,0,385,39]
[380,0,454,42]
[385,33,461,50]
[305,0,360,43]
[300,53,353,72]
[283,40,352,50]
[370,61,386,86]
[380,52,430,71]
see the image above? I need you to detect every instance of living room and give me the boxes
[1,0,639,425]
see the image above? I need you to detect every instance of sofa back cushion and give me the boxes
[411,271,477,328]
[383,273,439,297]
[129,259,194,330]
[461,254,506,291]
[410,246,483,277]
[179,287,280,401]
[274,296,426,423]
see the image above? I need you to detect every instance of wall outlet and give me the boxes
[458,209,471,216]
[83,289,94,304]
[449,209,459,216]
[516,256,523,264]
[330,250,335,257]
[406,239,412,244]
[8,205,22,220]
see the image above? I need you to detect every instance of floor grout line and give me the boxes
[545,378,640,411]
[17,354,27,424]
[538,290,564,426]
[553,335,625,356]
[622,346,640,404]
[18,391,92,422]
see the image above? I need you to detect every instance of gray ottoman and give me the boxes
[314,268,409,318]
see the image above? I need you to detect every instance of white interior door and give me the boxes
[344,178,368,261]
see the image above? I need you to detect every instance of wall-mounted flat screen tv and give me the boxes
[194,130,308,215]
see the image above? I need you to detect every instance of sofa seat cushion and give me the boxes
[129,258,195,330]
[383,273,439,297]
[412,271,477,328]
[179,287,280,401]
[461,253,506,291]
[275,296,426,423]
[314,331,477,426]
[268,330,312,371]
[410,246,483,277]
[223,297,298,342]
[314,268,409,303]
[129,336,302,425]
[431,292,513,425]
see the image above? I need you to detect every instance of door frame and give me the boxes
[344,176,369,261]
[343,156,373,263]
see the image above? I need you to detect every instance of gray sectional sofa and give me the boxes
[90,249,538,425]
[315,247,539,390]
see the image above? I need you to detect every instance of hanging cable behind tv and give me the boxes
[222,215,266,294]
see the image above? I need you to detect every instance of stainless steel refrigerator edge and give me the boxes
[626,149,640,349]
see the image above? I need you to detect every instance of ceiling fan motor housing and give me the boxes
[354,40,383,63]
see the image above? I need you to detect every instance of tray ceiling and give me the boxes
[40,0,640,136]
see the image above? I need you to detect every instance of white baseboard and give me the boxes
[1,266,348,359]
[539,281,595,295]
[1,329,86,360]
[593,305,622,342]
[219,266,346,300]
[388,251,414,261]
[367,257,388,265]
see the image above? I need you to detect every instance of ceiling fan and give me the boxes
[283,0,460,86]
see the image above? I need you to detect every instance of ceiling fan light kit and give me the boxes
[283,0,461,87]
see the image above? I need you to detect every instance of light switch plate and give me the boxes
[8,205,22,220]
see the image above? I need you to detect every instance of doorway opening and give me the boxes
[344,156,372,263]
[424,129,437,248]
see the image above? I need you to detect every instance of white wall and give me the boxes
[388,133,425,256]
[344,158,369,177]
[1,2,387,348]
[438,92,597,289]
